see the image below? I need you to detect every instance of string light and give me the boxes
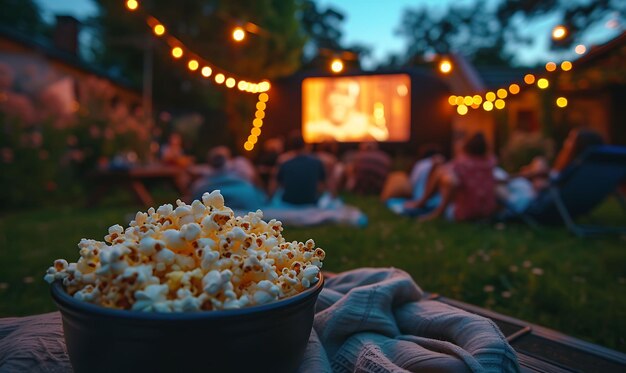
[258,81,271,92]
[561,61,572,71]
[153,24,165,36]
[485,92,496,102]
[225,78,236,88]
[509,84,520,94]
[253,118,263,127]
[251,127,261,136]
[201,66,212,77]
[575,44,586,55]
[472,95,482,105]
[171,47,183,58]
[495,99,505,109]
[545,62,556,72]
[552,25,567,40]
[256,102,266,110]
[483,101,493,111]
[126,0,138,11]
[330,58,344,73]
[556,97,568,108]
[537,78,549,89]
[448,95,457,105]
[244,142,254,151]
[232,27,246,42]
[455,96,464,105]
[497,89,508,99]
[248,135,258,144]
[187,59,199,71]
[259,93,269,103]
[463,96,473,106]
[457,105,468,115]
[439,59,453,74]
[524,74,535,84]
[215,74,225,84]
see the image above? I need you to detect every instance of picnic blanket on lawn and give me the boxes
[0,268,519,373]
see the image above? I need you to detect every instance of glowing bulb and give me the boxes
[238,81,248,90]
[457,105,468,115]
[201,66,212,77]
[172,47,183,59]
[259,93,269,103]
[225,78,236,88]
[153,24,165,36]
[537,78,549,89]
[187,59,199,71]
[495,99,505,110]
[545,62,556,72]
[455,96,465,105]
[497,89,508,99]
[232,27,245,42]
[248,135,258,144]
[215,74,225,84]
[253,118,263,127]
[472,95,482,105]
[483,101,493,111]
[256,102,266,111]
[439,59,452,74]
[463,96,473,106]
[126,0,138,11]
[255,110,265,119]
[485,92,496,102]
[575,44,586,55]
[552,25,567,40]
[244,142,254,151]
[330,58,344,73]
[258,81,271,92]
[556,97,568,108]
[561,61,572,71]
[251,127,261,136]
[509,84,520,94]
[524,74,535,85]
[448,95,457,105]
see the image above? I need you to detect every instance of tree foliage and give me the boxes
[0,0,49,35]
[396,0,625,67]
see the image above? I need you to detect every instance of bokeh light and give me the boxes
[537,78,549,89]
[201,66,212,77]
[509,84,520,94]
[259,93,269,102]
[495,99,505,109]
[463,96,473,106]
[153,24,165,36]
[485,92,496,102]
[472,95,482,105]
[448,95,457,105]
[575,44,586,55]
[171,47,183,58]
[244,142,254,151]
[524,74,535,84]
[457,104,468,115]
[187,59,199,71]
[330,58,344,73]
[545,62,556,72]
[556,97,568,108]
[552,25,567,40]
[126,0,138,11]
[497,88,508,99]
[232,27,245,42]
[215,73,225,84]
[251,127,261,136]
[483,101,493,111]
[439,59,453,74]
[561,61,572,71]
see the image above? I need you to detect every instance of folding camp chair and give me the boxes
[521,145,626,237]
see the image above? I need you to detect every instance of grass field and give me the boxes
[1,192,624,352]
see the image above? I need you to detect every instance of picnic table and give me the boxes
[87,165,187,207]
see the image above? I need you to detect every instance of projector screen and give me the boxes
[302,74,411,143]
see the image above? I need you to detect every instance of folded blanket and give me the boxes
[298,268,519,372]
[0,268,519,373]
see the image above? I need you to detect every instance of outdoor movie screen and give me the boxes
[302,74,411,143]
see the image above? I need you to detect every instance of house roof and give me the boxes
[573,30,626,67]
[0,24,138,91]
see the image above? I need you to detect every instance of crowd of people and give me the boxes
[158,127,606,224]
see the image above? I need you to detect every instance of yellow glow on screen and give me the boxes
[302,74,411,142]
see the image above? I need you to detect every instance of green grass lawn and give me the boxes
[0,193,624,352]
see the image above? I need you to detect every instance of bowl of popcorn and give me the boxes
[46,191,325,373]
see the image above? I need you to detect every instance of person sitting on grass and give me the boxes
[404,132,497,222]
[269,132,326,205]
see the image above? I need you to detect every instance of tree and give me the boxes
[395,0,625,67]
[299,0,371,71]
[0,0,49,35]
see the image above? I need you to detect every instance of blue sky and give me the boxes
[37,0,621,69]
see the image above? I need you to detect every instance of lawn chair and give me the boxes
[520,145,626,237]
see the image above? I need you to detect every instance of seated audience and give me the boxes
[270,133,326,205]
[346,142,392,195]
[500,128,605,212]
[256,137,284,188]
[315,141,341,196]
[405,133,497,221]
[190,147,265,210]
[160,133,193,167]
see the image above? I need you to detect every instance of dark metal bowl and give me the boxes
[51,275,323,373]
